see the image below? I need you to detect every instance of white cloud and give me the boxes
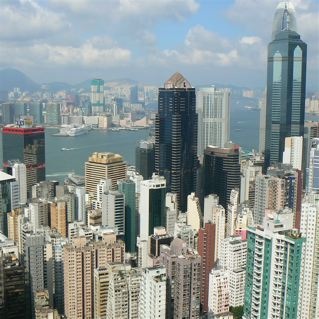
[50,0,199,22]
[0,0,68,41]
[240,36,262,45]
[0,37,131,69]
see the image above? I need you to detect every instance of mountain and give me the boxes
[0,68,40,92]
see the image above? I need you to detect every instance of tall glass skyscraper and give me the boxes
[264,2,307,169]
[155,72,198,211]
[2,123,45,196]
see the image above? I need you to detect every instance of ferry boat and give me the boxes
[67,125,89,136]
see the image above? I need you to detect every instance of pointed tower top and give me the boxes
[164,72,192,89]
[272,1,297,39]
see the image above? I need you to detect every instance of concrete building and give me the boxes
[7,161,27,205]
[298,193,319,318]
[165,192,178,235]
[283,136,303,170]
[63,235,125,319]
[85,152,126,198]
[91,79,105,114]
[243,213,304,319]
[208,269,229,316]
[101,190,125,236]
[196,86,230,157]
[198,222,216,312]
[204,194,225,261]
[160,238,201,319]
[106,265,141,319]
[50,200,67,237]
[186,192,201,233]
[139,267,167,319]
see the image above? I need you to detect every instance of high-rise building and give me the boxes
[282,136,303,170]
[254,164,302,228]
[298,193,319,318]
[6,161,27,205]
[85,152,127,197]
[63,235,125,319]
[264,2,307,169]
[0,171,16,236]
[50,200,67,237]
[2,124,45,195]
[165,192,178,235]
[203,194,225,261]
[139,267,167,319]
[186,192,201,233]
[101,190,125,236]
[198,222,216,312]
[302,121,319,181]
[135,140,155,180]
[307,138,319,192]
[155,72,198,211]
[203,144,240,210]
[91,79,105,114]
[28,199,49,229]
[208,268,229,316]
[196,86,230,157]
[160,238,201,319]
[0,250,26,319]
[118,179,137,253]
[240,155,263,208]
[44,103,61,125]
[243,213,304,319]
[139,174,166,241]
[106,265,141,319]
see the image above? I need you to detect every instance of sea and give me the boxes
[0,107,262,182]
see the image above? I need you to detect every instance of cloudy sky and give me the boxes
[0,0,318,89]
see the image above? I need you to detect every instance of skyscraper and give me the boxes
[2,124,45,196]
[203,144,240,210]
[264,2,307,169]
[155,72,198,211]
[196,86,230,157]
[118,179,137,253]
[85,152,127,198]
[139,174,166,241]
[135,140,155,180]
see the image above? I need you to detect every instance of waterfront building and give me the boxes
[264,1,307,169]
[2,124,45,196]
[91,79,105,114]
[155,72,198,211]
[85,152,126,198]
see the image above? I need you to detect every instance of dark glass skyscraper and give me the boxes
[203,144,240,210]
[135,140,155,180]
[155,72,198,212]
[2,124,45,195]
[264,2,307,169]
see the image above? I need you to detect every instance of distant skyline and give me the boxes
[0,0,318,90]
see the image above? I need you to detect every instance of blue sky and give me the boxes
[0,0,318,89]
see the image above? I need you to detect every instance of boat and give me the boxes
[67,125,89,136]
[61,148,71,151]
